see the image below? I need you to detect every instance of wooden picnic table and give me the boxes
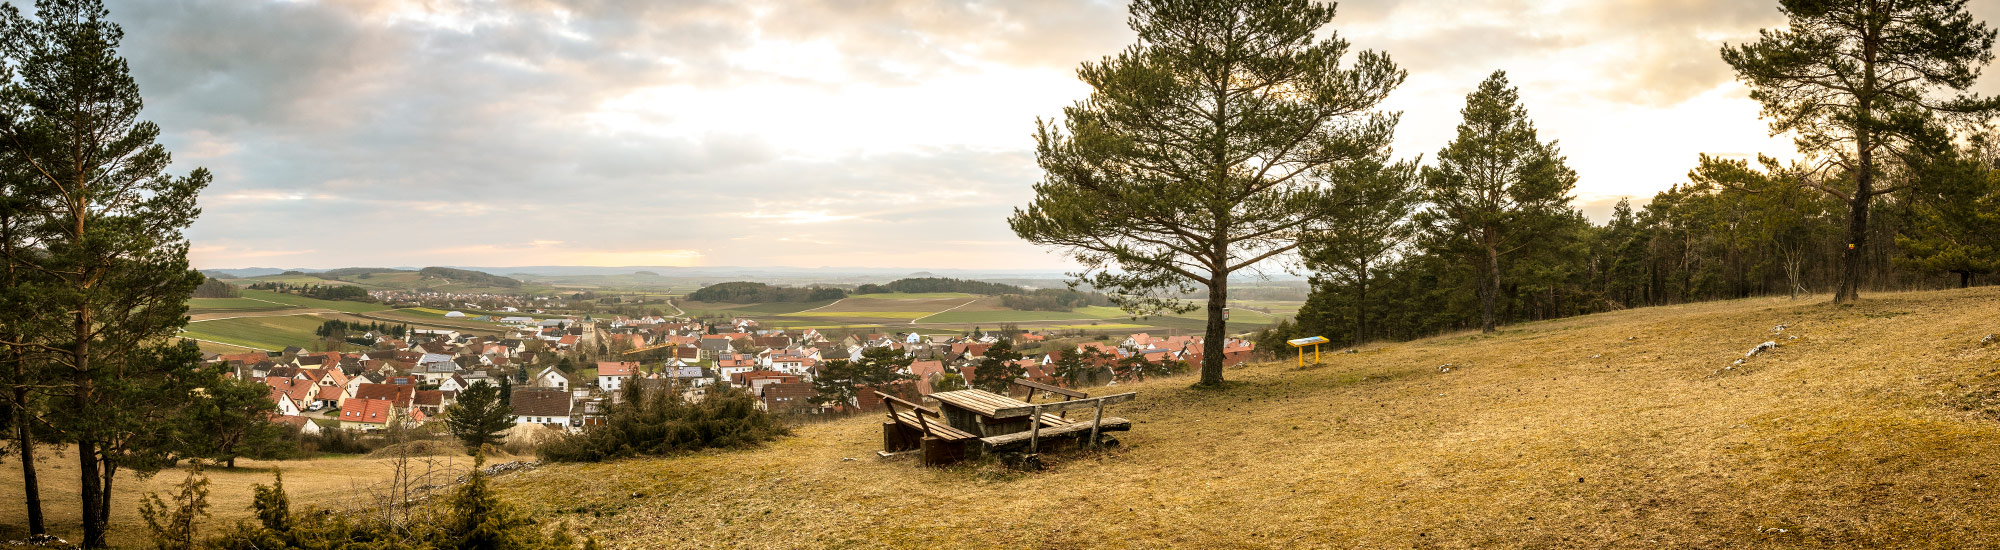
[930,389,1038,438]
[880,383,1136,466]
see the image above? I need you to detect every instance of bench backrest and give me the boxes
[1012,378,1085,400]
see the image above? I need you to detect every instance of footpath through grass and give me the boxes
[499,286,2000,548]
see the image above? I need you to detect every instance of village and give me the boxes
[223,308,1257,440]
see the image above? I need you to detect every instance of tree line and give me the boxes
[686,281,847,303]
[190,277,241,299]
[854,276,1022,295]
[245,281,373,302]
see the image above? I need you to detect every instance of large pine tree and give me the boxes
[1419,71,1579,334]
[1723,0,2000,303]
[1011,0,1406,386]
[0,1,212,546]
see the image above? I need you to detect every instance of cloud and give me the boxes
[101,0,1877,269]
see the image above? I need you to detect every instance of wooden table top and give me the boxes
[929,389,1036,418]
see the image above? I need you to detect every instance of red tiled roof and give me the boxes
[353,383,416,407]
[596,361,637,376]
[340,399,395,425]
[908,360,944,378]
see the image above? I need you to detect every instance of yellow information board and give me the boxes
[1287,336,1329,366]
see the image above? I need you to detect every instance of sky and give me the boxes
[109,0,2000,270]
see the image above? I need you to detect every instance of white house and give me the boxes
[511,387,574,427]
[533,366,575,391]
[597,361,638,392]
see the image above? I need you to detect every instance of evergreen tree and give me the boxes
[1302,159,1421,345]
[810,346,913,409]
[445,381,514,454]
[0,143,46,533]
[1723,0,2000,303]
[1418,71,1579,333]
[1895,143,2000,287]
[0,3,215,545]
[1011,0,1406,386]
[182,376,289,468]
[970,339,1026,393]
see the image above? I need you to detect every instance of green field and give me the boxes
[1044,322,1151,330]
[240,289,391,313]
[364,309,511,329]
[188,297,297,314]
[915,309,1099,323]
[180,313,331,351]
[1232,299,1304,318]
[785,311,937,319]
[847,292,975,300]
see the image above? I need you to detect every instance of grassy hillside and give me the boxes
[497,287,2000,548]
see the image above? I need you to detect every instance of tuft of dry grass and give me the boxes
[498,287,2000,548]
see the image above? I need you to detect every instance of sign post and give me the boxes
[1287,336,1329,366]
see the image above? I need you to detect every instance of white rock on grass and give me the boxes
[1745,341,1777,358]
[1984,334,1997,346]
[1438,364,1454,373]
[1772,324,1788,333]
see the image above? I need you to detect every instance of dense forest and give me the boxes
[687,281,846,303]
[190,277,241,298]
[999,288,1118,311]
[245,282,373,302]
[855,277,1024,295]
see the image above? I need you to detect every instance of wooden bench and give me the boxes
[1014,379,1086,428]
[876,391,976,466]
[991,380,1137,454]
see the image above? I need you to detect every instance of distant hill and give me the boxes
[418,266,521,289]
[319,267,412,278]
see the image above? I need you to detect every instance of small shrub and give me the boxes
[139,462,211,550]
[540,384,790,463]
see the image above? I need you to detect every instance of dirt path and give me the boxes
[189,308,331,322]
[909,298,983,325]
[181,337,272,352]
[794,298,848,314]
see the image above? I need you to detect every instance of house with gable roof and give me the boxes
[597,361,639,392]
[339,398,400,431]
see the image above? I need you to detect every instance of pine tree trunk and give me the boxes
[14,405,42,535]
[1354,267,1369,347]
[1199,278,1227,387]
[2,208,41,535]
[1482,242,1500,333]
[1836,184,1871,305]
[78,439,102,548]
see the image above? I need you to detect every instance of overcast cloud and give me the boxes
[105,0,2000,269]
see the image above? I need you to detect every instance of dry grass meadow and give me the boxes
[0,449,480,548]
[498,286,2000,549]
